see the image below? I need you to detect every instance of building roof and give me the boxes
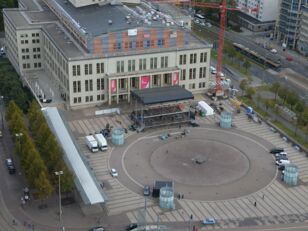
[131,86,194,105]
[42,107,106,205]
[53,0,176,37]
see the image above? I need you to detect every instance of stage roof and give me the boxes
[131,86,194,105]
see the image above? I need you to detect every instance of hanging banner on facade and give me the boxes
[110,79,117,94]
[172,72,179,85]
[141,76,150,89]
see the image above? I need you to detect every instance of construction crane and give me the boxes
[148,0,258,97]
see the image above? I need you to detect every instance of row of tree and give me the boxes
[28,101,74,193]
[6,101,74,200]
[0,60,33,111]
[269,82,308,127]
[6,101,53,199]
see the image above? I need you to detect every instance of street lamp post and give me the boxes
[0,96,4,130]
[15,133,23,154]
[55,171,64,231]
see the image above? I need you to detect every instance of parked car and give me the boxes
[275,155,288,162]
[126,223,138,231]
[270,148,284,154]
[143,185,151,196]
[201,218,216,225]
[190,121,200,127]
[5,158,16,174]
[110,168,118,177]
[278,165,285,171]
[89,227,105,231]
[276,159,290,166]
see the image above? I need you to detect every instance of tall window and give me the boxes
[161,56,168,68]
[199,67,206,78]
[85,80,89,92]
[200,52,207,63]
[180,69,186,80]
[150,57,158,69]
[128,60,136,72]
[179,54,186,65]
[96,63,104,74]
[190,53,197,64]
[189,68,196,79]
[97,78,105,90]
[116,61,124,73]
[139,58,146,71]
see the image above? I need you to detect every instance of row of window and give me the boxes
[73,94,105,104]
[179,52,207,65]
[73,78,105,93]
[72,63,104,76]
[116,56,169,73]
[22,54,41,60]
[20,33,39,38]
[112,39,166,51]
[22,62,41,69]
[21,39,40,44]
[180,67,207,80]
[21,47,41,53]
[186,82,206,89]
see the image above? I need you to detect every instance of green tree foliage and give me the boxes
[286,92,298,110]
[0,0,18,30]
[278,87,289,105]
[243,60,251,72]
[239,79,248,96]
[246,87,256,99]
[34,171,53,200]
[270,82,280,101]
[28,100,74,193]
[264,99,275,111]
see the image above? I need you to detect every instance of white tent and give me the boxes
[197,101,214,116]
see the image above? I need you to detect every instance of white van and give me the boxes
[94,133,108,151]
[85,135,99,153]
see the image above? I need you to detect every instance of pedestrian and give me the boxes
[12,219,16,225]
[32,224,35,230]
[23,221,27,226]
[182,194,184,199]
[262,194,265,200]
[28,223,32,229]
[254,201,257,207]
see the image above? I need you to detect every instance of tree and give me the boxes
[246,87,256,99]
[264,99,275,111]
[270,82,280,101]
[243,60,251,72]
[239,79,248,96]
[34,171,53,200]
[286,92,298,110]
[278,87,289,105]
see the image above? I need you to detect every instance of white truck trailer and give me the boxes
[94,133,108,151]
[85,135,99,152]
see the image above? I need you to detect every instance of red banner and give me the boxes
[110,79,117,94]
[172,72,179,85]
[141,76,150,89]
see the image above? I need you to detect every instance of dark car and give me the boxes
[275,155,288,161]
[143,185,151,196]
[5,158,16,174]
[278,165,285,171]
[270,148,284,154]
[126,223,138,231]
[89,227,104,231]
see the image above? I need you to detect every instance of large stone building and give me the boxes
[237,0,280,32]
[4,0,211,109]
[276,0,308,49]
[298,3,308,56]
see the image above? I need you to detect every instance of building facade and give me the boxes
[277,0,308,49]
[4,0,211,109]
[297,4,308,56]
[237,0,280,32]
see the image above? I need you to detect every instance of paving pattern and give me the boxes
[68,99,308,230]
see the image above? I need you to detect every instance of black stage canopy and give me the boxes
[131,86,194,105]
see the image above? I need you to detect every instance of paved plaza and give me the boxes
[66,98,308,230]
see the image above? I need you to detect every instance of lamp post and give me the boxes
[55,171,64,231]
[0,96,4,130]
[15,133,23,154]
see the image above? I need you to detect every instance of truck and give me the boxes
[94,133,108,151]
[85,135,99,152]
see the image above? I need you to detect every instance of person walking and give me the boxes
[254,201,257,207]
